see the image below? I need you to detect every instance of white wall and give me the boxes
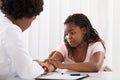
[113,0,120,79]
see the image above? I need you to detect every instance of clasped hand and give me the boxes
[34,59,56,75]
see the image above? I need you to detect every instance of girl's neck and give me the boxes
[76,42,88,51]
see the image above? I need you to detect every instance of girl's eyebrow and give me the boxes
[65,28,74,33]
[69,29,74,32]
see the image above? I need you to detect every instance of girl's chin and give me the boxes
[69,44,77,47]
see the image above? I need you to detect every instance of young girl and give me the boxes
[46,13,106,72]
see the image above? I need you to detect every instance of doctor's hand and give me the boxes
[43,62,56,72]
[34,60,56,73]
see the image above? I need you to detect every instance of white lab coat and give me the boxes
[0,17,44,80]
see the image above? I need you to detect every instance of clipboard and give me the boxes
[35,72,89,80]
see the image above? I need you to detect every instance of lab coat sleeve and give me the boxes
[2,27,44,79]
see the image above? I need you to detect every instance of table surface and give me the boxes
[36,69,112,80]
[83,71,112,80]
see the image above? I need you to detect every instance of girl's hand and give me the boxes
[43,51,56,63]
[50,59,64,69]
[48,51,56,59]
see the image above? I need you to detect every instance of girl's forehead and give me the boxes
[64,24,80,32]
[65,23,80,28]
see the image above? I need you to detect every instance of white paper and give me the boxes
[37,71,88,79]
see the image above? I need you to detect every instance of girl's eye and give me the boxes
[65,34,68,38]
[65,33,68,36]
[70,32,75,35]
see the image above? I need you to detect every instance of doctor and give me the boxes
[0,0,45,80]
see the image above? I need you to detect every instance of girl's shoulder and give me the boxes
[89,41,102,47]
[88,41,105,54]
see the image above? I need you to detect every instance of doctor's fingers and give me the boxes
[44,58,56,64]
[41,62,55,72]
[33,59,43,65]
[47,64,56,72]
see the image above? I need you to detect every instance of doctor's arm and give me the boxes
[3,28,44,79]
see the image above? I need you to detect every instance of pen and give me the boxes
[61,73,81,76]
[70,73,81,76]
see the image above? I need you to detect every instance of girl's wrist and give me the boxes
[60,64,66,69]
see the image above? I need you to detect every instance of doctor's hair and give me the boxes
[0,0,44,20]
[64,13,106,58]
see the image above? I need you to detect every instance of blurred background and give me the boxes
[0,0,120,79]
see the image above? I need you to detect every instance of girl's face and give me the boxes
[64,23,86,47]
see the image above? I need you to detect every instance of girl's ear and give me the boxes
[82,28,87,34]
